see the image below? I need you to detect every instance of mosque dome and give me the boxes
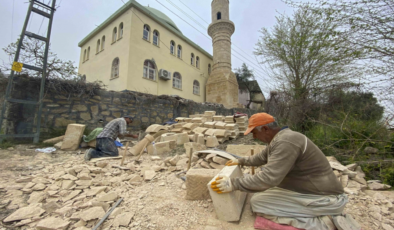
[144,6,182,34]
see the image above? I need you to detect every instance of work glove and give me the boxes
[225,159,239,166]
[210,176,233,194]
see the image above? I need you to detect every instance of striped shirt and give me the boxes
[97,118,128,140]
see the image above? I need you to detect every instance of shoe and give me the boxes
[84,149,93,161]
[333,214,361,230]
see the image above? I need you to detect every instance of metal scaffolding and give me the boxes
[0,0,56,143]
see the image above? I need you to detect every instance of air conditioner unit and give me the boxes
[159,69,171,80]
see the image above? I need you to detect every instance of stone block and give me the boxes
[206,136,219,148]
[225,145,266,157]
[144,170,156,181]
[184,142,207,157]
[161,133,178,142]
[212,156,228,165]
[176,133,190,145]
[36,217,70,230]
[154,141,173,155]
[207,166,247,221]
[61,124,86,151]
[185,169,220,200]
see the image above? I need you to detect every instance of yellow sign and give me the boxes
[12,62,23,72]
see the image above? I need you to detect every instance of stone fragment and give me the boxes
[109,207,123,219]
[54,206,73,215]
[61,180,74,190]
[3,204,45,222]
[208,166,247,221]
[62,174,78,181]
[75,180,92,187]
[209,162,224,170]
[346,163,357,171]
[340,175,349,188]
[368,182,391,190]
[169,155,181,166]
[85,186,107,196]
[54,142,63,149]
[144,170,156,181]
[61,124,86,150]
[342,169,357,178]
[81,206,105,222]
[186,169,220,200]
[200,161,212,169]
[206,136,219,148]
[382,223,394,230]
[16,177,33,183]
[36,217,70,230]
[78,172,91,180]
[63,190,81,202]
[184,142,207,157]
[113,212,135,227]
[67,168,77,176]
[32,183,46,191]
[97,192,118,202]
[364,147,378,154]
[176,158,189,167]
[352,175,367,185]
[96,162,108,168]
[28,192,45,204]
[152,166,162,172]
[329,162,348,171]
[151,156,161,161]
[43,136,65,144]
[43,201,61,213]
[355,166,365,178]
[212,156,228,165]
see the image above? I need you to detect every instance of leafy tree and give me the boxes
[254,5,359,130]
[1,38,77,79]
[235,63,255,109]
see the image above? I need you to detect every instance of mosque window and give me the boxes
[112,27,117,43]
[143,25,150,41]
[196,56,200,69]
[96,39,100,54]
[173,72,182,89]
[193,80,200,95]
[143,60,156,80]
[170,41,175,55]
[208,64,211,75]
[191,53,195,65]
[83,49,87,62]
[111,58,120,79]
[217,12,221,20]
[101,36,105,50]
[177,45,182,58]
[87,47,90,60]
[153,30,159,46]
[119,23,124,39]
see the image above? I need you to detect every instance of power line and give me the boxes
[11,0,15,42]
[178,0,210,25]
[166,0,206,31]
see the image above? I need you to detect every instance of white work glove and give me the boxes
[225,159,239,166]
[210,176,233,194]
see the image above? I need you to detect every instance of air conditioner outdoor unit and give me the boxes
[159,69,171,80]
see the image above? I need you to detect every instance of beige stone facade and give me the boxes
[206,0,239,108]
[77,1,213,103]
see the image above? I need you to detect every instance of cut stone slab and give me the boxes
[3,204,45,222]
[61,124,86,151]
[206,136,219,148]
[36,217,70,230]
[209,162,224,170]
[63,190,81,202]
[184,142,207,157]
[61,180,74,190]
[226,145,266,157]
[212,156,228,165]
[207,166,247,221]
[186,169,220,200]
[176,133,190,145]
[169,155,181,166]
[81,206,105,222]
[144,170,156,181]
[97,192,118,202]
[176,158,189,167]
[43,201,61,214]
[113,211,135,227]
[27,192,45,204]
[200,161,212,169]
[154,141,174,155]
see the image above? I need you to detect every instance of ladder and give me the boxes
[0,0,56,143]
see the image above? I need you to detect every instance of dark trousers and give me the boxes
[91,138,119,158]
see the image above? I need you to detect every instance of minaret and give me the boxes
[206,0,239,108]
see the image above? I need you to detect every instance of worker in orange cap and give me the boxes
[211,113,360,230]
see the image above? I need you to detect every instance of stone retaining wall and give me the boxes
[0,77,257,138]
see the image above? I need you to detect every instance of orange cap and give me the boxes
[244,113,275,135]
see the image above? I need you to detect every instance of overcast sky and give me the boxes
[0,0,296,95]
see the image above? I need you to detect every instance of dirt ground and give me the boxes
[0,136,393,230]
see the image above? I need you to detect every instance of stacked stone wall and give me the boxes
[0,77,256,138]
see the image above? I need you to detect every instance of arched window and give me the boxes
[143,60,156,80]
[111,58,120,79]
[143,25,150,40]
[170,41,175,55]
[217,12,221,20]
[208,64,211,75]
[96,39,100,53]
[101,36,105,50]
[177,45,182,58]
[191,53,195,65]
[196,56,200,68]
[83,49,87,62]
[153,30,159,46]
[112,27,117,43]
[193,80,200,95]
[87,47,90,60]
[173,72,182,89]
[119,23,123,39]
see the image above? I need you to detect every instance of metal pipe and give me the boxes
[92,197,123,230]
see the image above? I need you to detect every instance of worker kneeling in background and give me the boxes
[211,113,360,230]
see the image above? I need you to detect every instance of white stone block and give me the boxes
[207,166,247,221]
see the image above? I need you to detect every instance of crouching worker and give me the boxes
[84,116,138,161]
[211,113,360,230]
